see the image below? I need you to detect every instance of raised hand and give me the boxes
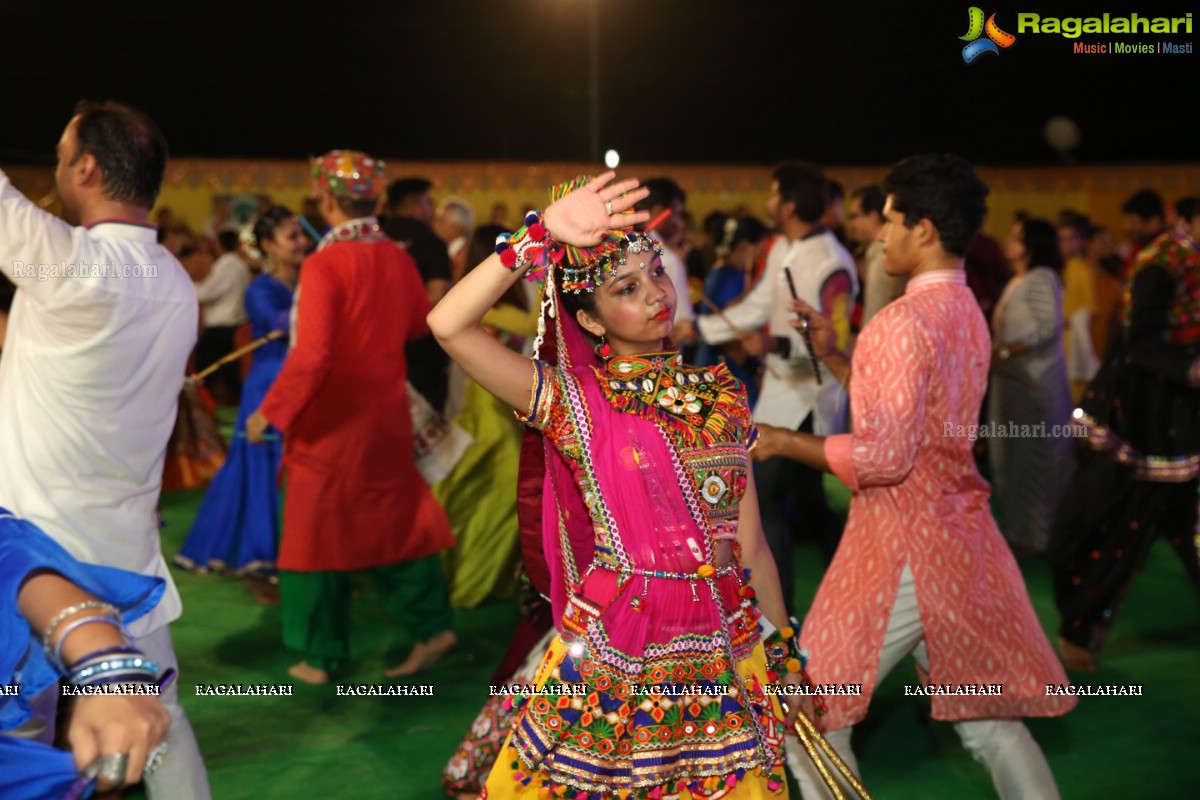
[789,298,837,361]
[542,172,651,248]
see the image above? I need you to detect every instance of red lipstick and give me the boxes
[652,307,671,321]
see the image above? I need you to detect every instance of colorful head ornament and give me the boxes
[556,230,664,294]
[310,150,387,200]
[495,177,666,293]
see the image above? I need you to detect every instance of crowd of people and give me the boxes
[0,100,1196,800]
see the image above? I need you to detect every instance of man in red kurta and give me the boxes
[247,150,455,684]
[756,155,1074,799]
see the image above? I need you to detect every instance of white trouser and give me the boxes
[790,564,1060,800]
[136,625,213,800]
[19,624,212,799]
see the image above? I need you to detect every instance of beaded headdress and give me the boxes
[310,149,387,200]
[499,177,668,357]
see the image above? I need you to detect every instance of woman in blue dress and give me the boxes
[175,206,302,582]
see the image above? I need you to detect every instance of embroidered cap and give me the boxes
[311,150,387,200]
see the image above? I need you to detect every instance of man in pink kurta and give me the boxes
[757,155,1073,799]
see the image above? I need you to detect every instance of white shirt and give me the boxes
[0,170,198,636]
[697,229,857,433]
[195,251,250,327]
[650,230,696,324]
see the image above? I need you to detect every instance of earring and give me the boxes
[595,336,612,360]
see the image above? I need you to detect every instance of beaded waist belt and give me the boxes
[588,561,737,611]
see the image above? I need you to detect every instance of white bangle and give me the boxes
[42,601,121,651]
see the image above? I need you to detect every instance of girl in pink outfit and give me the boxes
[429,174,822,799]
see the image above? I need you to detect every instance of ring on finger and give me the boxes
[604,200,614,215]
[143,742,170,777]
[99,753,130,784]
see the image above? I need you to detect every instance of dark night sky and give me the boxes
[2,0,1197,167]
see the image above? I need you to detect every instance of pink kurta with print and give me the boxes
[807,270,1076,730]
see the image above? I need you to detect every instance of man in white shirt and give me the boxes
[0,101,211,799]
[697,163,857,612]
[636,177,697,344]
[193,230,250,403]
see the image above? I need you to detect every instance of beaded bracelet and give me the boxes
[42,601,120,652]
[68,656,160,686]
[495,211,559,278]
[765,619,826,717]
[764,619,806,681]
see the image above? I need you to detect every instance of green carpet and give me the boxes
[146,472,1199,799]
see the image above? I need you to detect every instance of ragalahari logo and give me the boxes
[960,7,1017,62]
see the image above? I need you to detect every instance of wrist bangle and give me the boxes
[52,616,126,670]
[65,645,142,671]
[67,655,160,687]
[42,601,120,652]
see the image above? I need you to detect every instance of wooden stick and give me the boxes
[794,713,874,799]
[188,330,285,383]
[699,295,782,380]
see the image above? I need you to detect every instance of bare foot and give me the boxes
[1058,637,1098,672]
[385,630,458,678]
[242,574,281,605]
[288,661,330,685]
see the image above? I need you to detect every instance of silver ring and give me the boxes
[143,742,169,777]
[604,200,614,216]
[99,753,130,784]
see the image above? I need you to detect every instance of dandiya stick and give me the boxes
[783,703,874,799]
[644,208,672,233]
[187,329,285,384]
[298,215,324,244]
[699,295,782,380]
[795,713,874,799]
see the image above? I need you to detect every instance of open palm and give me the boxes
[542,171,651,247]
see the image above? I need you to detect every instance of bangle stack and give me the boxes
[495,211,559,281]
[43,601,125,670]
[40,601,173,693]
[764,617,826,717]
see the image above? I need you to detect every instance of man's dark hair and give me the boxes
[826,179,844,203]
[1018,218,1064,273]
[70,100,168,209]
[703,211,731,243]
[217,230,240,253]
[387,177,432,209]
[1057,211,1089,238]
[635,177,686,212]
[772,162,828,224]
[1121,188,1164,221]
[881,154,989,257]
[851,184,885,217]
[1173,195,1199,223]
[336,196,379,218]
